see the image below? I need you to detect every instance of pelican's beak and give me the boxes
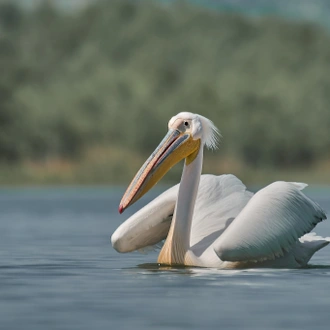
[119,129,200,213]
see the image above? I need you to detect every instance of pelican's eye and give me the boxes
[184,121,189,127]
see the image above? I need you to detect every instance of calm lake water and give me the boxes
[0,186,330,330]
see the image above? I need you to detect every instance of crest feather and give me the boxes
[198,115,221,150]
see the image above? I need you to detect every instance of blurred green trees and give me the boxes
[0,0,330,183]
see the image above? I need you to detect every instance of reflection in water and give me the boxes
[132,262,330,279]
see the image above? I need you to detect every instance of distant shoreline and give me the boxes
[0,155,329,186]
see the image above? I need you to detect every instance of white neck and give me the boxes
[158,146,203,264]
[173,147,203,249]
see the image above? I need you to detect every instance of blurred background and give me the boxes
[1,0,330,186]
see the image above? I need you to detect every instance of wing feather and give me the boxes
[190,174,253,250]
[111,186,176,253]
[213,181,327,262]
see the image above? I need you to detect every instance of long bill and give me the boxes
[119,129,201,213]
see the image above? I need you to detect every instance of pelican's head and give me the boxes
[118,112,220,213]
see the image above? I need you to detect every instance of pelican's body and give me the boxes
[112,112,329,268]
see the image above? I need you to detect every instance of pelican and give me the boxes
[111,112,329,268]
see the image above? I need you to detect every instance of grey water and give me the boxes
[0,186,330,330]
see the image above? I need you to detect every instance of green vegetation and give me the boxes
[1,0,330,185]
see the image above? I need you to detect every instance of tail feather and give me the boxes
[293,233,330,266]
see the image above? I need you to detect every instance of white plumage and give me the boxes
[213,181,326,262]
[112,112,329,268]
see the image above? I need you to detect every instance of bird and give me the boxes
[111,112,329,268]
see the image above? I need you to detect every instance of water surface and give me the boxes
[0,186,330,330]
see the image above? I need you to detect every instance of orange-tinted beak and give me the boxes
[119,129,200,213]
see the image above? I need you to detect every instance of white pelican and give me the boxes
[112,112,329,268]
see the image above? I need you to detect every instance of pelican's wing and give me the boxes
[111,184,177,253]
[190,174,253,253]
[213,182,327,262]
[112,174,253,254]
